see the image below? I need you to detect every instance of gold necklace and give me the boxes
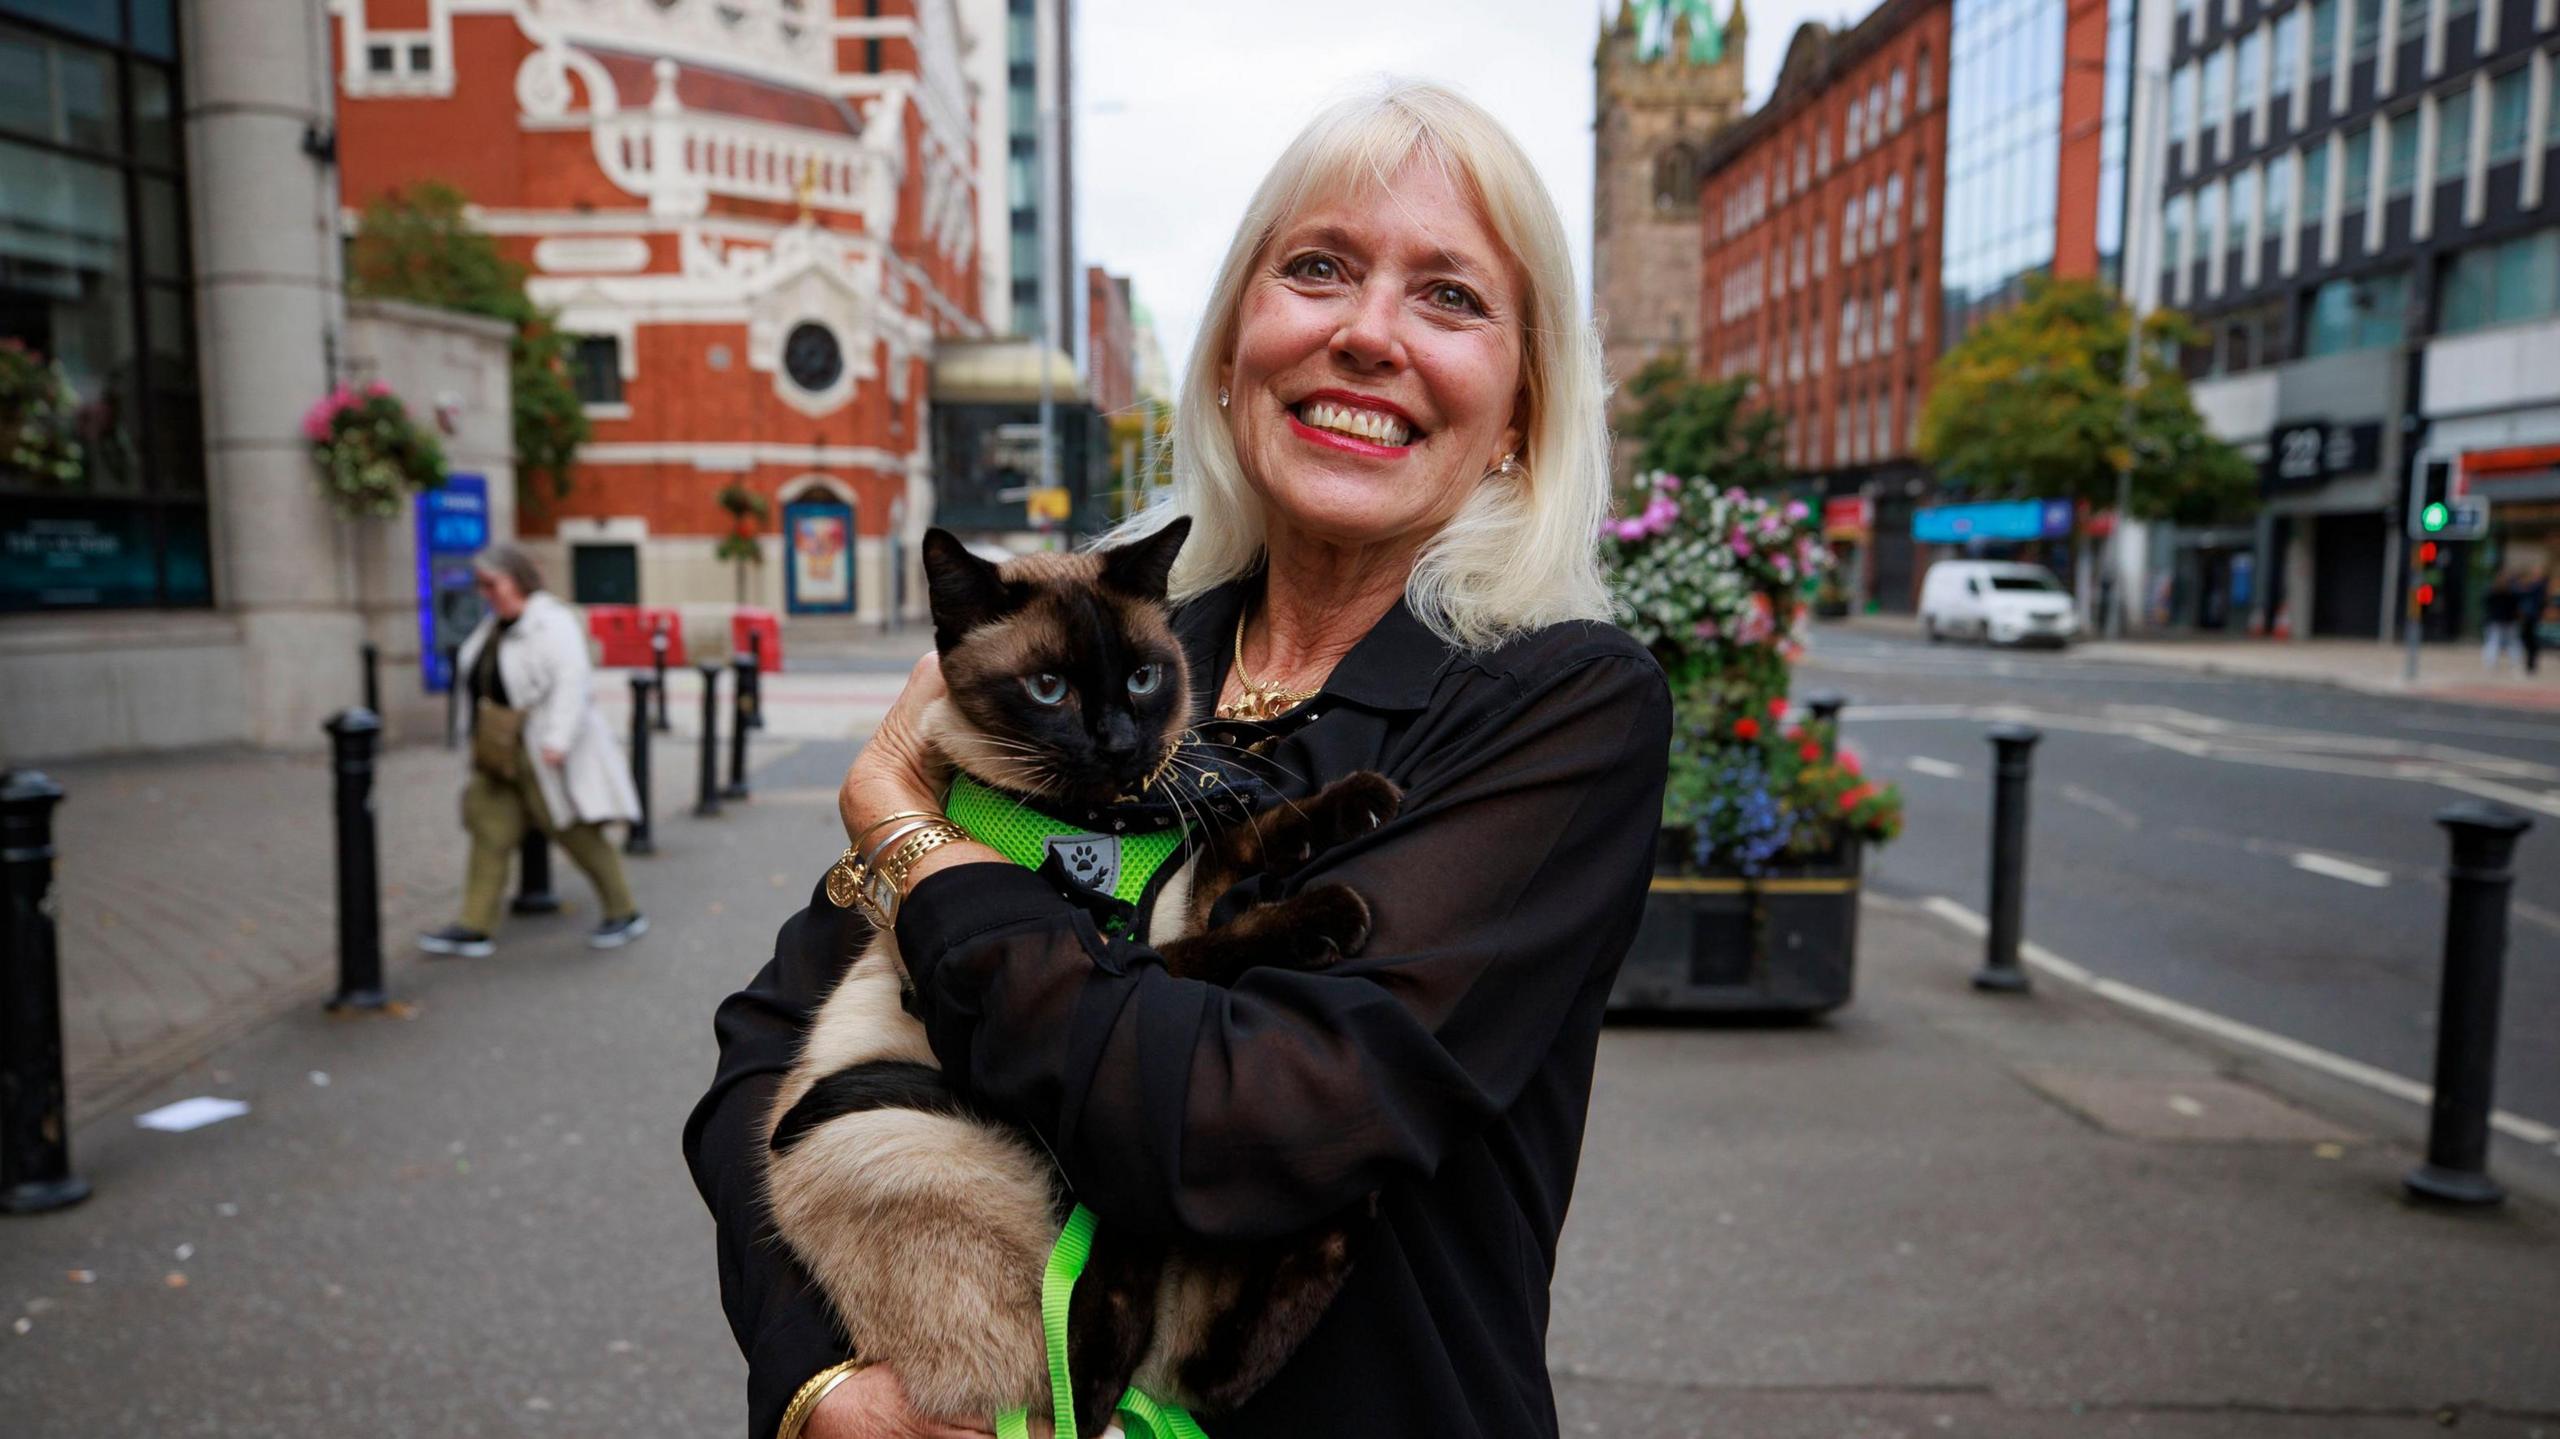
[1218,607,1323,721]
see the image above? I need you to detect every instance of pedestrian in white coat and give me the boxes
[419,544,647,957]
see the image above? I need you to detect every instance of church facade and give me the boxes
[330,0,985,624]
[1592,0,1749,426]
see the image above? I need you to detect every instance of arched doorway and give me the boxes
[778,476,857,616]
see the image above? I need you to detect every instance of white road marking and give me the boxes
[1920,897,2560,1152]
[1839,702,2560,815]
[2289,852,2393,889]
[1907,756,1966,779]
[2060,783,2141,830]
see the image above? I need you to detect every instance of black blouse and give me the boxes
[682,577,1671,1439]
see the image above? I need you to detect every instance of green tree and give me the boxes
[1917,276,2254,529]
[347,182,589,513]
[1618,354,1792,492]
[713,483,770,605]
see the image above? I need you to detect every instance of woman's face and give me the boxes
[1224,156,1527,558]
[475,567,527,621]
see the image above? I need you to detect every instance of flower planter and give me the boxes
[1607,831,1861,1015]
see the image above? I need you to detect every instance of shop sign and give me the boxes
[1821,495,1873,539]
[2263,419,2381,493]
[0,500,209,612]
[1911,499,2076,544]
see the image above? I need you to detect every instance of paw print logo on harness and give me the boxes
[1042,834,1122,896]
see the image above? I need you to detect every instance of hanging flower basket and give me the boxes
[304,381,446,519]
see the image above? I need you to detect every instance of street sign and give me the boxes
[2439,496,2490,541]
[2264,419,2381,493]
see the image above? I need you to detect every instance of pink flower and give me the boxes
[365,380,391,398]
[1691,618,1720,640]
[1785,500,1811,522]
[1730,538,1754,558]
[1652,472,1683,494]
[1614,518,1648,541]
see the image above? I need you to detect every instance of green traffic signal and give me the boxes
[2421,501,2450,532]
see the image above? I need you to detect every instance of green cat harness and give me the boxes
[944,773,1192,935]
[993,1205,1211,1439]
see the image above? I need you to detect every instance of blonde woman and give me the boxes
[419,544,647,956]
[687,82,1668,1439]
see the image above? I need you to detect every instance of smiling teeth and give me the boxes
[1300,399,1412,447]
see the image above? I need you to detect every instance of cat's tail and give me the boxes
[765,1077,1064,1425]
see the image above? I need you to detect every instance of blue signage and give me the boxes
[414,474,490,693]
[1912,498,2077,545]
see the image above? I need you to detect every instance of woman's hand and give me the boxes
[838,652,952,846]
[804,1364,995,1439]
[541,745,568,768]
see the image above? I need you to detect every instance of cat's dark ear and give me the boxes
[1099,516,1192,602]
[922,528,1022,655]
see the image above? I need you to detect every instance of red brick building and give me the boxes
[1695,0,1949,490]
[331,0,983,623]
[1085,267,1134,419]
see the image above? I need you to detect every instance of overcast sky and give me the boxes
[1073,0,1856,382]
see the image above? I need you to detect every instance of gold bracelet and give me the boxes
[850,809,938,859]
[824,819,947,906]
[776,1357,868,1439]
[857,822,966,928]
[860,817,942,869]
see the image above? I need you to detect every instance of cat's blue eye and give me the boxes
[1025,673,1069,705]
[1127,664,1163,697]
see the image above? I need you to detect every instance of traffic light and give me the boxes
[2418,541,2438,567]
[2415,460,2453,535]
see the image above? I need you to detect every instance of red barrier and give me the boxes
[733,607,783,671]
[638,608,688,667]
[586,605,649,668]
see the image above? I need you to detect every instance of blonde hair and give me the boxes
[1107,79,1613,653]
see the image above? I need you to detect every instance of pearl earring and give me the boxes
[1218,387,1230,408]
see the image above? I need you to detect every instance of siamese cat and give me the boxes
[763,519,1396,1435]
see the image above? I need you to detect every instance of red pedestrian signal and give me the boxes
[2417,584,2436,607]
[2419,542,2438,566]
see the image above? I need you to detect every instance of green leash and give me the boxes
[992,1206,1210,1439]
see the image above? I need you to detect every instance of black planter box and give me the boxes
[1607,834,1861,1015]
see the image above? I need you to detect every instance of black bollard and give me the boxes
[361,641,381,716]
[2404,803,2535,1207]
[693,662,723,818]
[442,645,461,750]
[1974,724,2041,993]
[745,628,767,730]
[724,655,754,801]
[1806,691,1846,756]
[323,709,390,1013]
[651,625,672,733]
[625,674,656,857]
[0,770,89,1214]
[512,830,561,915]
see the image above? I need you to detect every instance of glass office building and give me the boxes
[1937,0,2136,341]
[1939,0,2064,338]
[0,0,205,611]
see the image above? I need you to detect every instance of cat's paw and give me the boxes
[1257,772,1402,874]
[1290,883,1374,963]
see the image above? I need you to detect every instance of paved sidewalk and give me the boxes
[1835,615,2560,711]
[35,669,892,1120]
[6,852,2554,1435]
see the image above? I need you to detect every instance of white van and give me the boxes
[1920,561,2081,647]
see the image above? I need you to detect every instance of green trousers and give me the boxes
[458,765,637,935]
